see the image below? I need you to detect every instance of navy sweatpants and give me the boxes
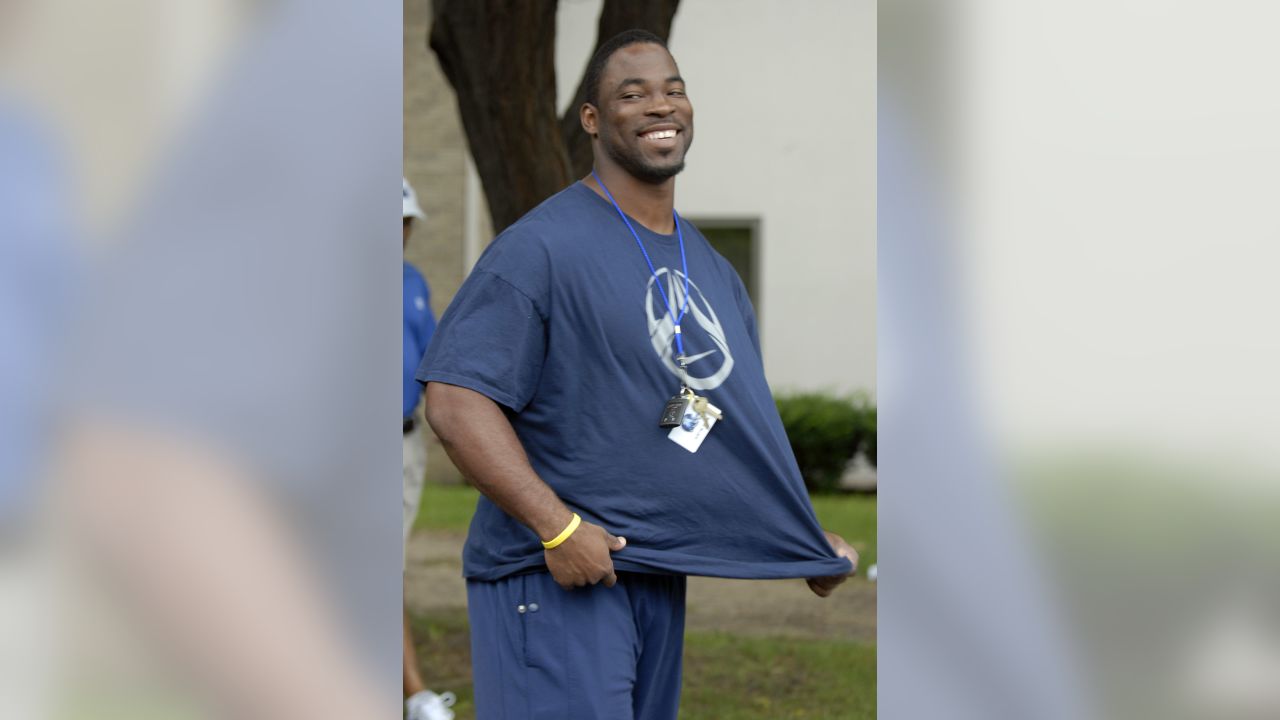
[467,571,687,720]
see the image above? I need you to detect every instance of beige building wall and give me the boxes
[404,0,469,313]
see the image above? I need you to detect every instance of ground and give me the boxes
[407,485,876,719]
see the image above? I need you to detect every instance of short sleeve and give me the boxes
[416,269,547,412]
[731,269,763,360]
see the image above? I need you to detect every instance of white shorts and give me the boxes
[403,422,428,564]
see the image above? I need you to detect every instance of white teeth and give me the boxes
[644,129,676,140]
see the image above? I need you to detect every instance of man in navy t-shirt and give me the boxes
[418,30,857,720]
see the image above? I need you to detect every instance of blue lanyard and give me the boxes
[591,170,691,359]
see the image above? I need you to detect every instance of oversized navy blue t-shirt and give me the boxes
[418,182,852,582]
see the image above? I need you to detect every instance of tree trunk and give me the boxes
[429,0,570,233]
[429,0,680,233]
[558,0,682,179]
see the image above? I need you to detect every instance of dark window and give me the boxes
[695,220,760,312]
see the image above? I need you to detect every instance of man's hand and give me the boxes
[807,530,859,598]
[425,383,626,592]
[544,520,627,590]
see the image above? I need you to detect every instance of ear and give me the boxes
[580,103,599,138]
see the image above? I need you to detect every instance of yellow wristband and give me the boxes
[541,513,581,550]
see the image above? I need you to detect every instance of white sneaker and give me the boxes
[406,690,456,720]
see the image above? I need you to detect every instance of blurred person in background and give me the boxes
[418,30,858,719]
[401,178,454,720]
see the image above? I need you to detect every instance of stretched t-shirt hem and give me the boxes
[463,550,853,583]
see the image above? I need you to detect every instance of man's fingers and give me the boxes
[808,573,850,597]
[606,532,627,551]
[844,550,860,573]
[602,570,618,588]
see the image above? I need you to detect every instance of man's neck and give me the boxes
[584,165,676,234]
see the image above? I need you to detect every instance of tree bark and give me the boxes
[558,0,682,179]
[429,0,680,233]
[430,0,570,233]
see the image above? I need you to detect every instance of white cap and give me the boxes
[403,178,426,220]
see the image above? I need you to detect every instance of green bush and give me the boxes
[775,392,876,493]
[861,405,877,467]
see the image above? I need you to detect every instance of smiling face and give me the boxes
[584,43,694,184]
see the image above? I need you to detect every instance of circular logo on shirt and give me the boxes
[414,296,426,311]
[645,268,734,391]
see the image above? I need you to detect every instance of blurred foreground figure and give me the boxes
[401,178,454,720]
[36,0,400,717]
[420,30,858,719]
[0,95,69,720]
[0,102,67,532]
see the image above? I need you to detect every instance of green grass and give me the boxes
[414,483,480,533]
[810,492,877,569]
[410,609,476,716]
[682,633,875,720]
[409,608,875,720]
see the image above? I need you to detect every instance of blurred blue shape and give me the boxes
[878,84,1095,718]
[0,98,71,526]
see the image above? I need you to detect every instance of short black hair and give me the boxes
[583,29,669,108]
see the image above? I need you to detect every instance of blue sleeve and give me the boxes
[416,269,546,412]
[416,278,437,353]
